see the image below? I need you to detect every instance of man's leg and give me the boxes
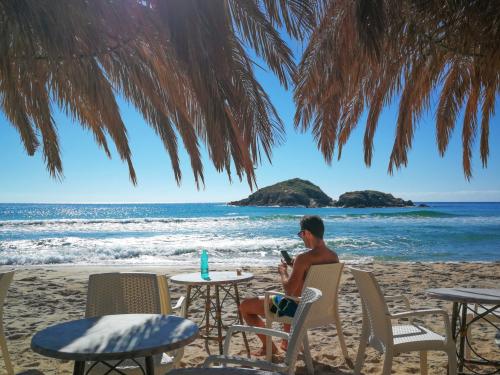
[239,296,277,355]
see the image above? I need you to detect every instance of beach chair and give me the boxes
[203,287,322,375]
[0,271,15,375]
[85,272,186,374]
[264,263,351,371]
[350,267,457,375]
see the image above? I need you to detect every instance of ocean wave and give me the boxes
[0,233,384,266]
[0,210,478,231]
[0,235,298,265]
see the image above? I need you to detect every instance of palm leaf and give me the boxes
[1,0,311,187]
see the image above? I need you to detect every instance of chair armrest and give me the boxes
[385,295,411,309]
[385,295,412,323]
[226,325,290,340]
[389,308,448,320]
[223,324,289,355]
[204,355,287,372]
[172,295,186,317]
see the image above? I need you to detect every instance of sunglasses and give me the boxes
[297,230,305,237]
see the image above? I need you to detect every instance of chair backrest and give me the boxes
[302,263,344,327]
[350,268,392,351]
[0,271,15,317]
[85,272,172,317]
[285,287,322,368]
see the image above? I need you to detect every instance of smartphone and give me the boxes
[280,250,293,266]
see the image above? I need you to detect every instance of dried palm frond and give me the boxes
[295,0,500,179]
[0,0,316,187]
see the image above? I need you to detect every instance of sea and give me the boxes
[0,202,499,266]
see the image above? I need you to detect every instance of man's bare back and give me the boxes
[280,243,338,297]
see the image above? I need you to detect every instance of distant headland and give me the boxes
[229,178,414,208]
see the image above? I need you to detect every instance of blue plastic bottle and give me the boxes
[200,249,209,280]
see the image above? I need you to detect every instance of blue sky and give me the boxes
[1,38,499,203]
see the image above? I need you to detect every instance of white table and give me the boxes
[426,288,500,374]
[170,271,253,355]
[31,314,199,375]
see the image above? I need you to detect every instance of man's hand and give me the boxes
[278,262,288,275]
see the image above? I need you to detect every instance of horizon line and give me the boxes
[1,201,500,205]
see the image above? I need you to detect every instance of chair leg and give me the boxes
[419,351,427,375]
[0,326,14,375]
[265,318,273,362]
[302,334,314,375]
[381,350,393,375]
[353,334,367,375]
[333,307,352,368]
[171,347,184,368]
[447,347,457,375]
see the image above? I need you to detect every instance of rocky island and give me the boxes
[229,179,415,208]
[229,178,334,208]
[335,190,414,208]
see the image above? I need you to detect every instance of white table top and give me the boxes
[31,314,199,361]
[426,288,500,305]
[170,271,254,285]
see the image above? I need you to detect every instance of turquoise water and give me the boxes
[0,202,499,265]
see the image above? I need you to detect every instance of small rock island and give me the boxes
[229,178,334,208]
[229,179,415,208]
[335,190,414,208]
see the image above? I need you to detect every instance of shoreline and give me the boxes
[2,259,499,271]
[2,262,499,374]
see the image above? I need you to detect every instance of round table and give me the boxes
[170,271,254,355]
[426,288,500,374]
[31,314,199,375]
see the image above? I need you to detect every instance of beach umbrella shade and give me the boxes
[0,0,315,187]
[294,0,500,179]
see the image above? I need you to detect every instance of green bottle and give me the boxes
[200,249,209,280]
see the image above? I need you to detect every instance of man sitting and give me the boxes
[239,215,339,355]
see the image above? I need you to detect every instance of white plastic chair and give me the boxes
[85,272,186,374]
[350,267,457,375]
[203,287,322,375]
[0,271,14,375]
[264,263,351,371]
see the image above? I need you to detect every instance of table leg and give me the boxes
[449,302,459,375]
[234,283,251,357]
[184,285,192,318]
[458,302,468,373]
[451,302,459,340]
[73,361,85,375]
[145,355,155,375]
[215,284,224,354]
[205,284,211,354]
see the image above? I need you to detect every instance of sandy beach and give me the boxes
[2,262,499,374]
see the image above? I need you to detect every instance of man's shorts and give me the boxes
[269,295,298,318]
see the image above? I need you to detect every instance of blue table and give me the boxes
[31,314,199,375]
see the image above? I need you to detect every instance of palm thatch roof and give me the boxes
[295,0,500,179]
[1,0,315,187]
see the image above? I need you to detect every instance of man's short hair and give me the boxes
[300,215,324,239]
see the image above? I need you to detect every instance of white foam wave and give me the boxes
[0,216,298,234]
[0,233,376,266]
[0,235,297,265]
